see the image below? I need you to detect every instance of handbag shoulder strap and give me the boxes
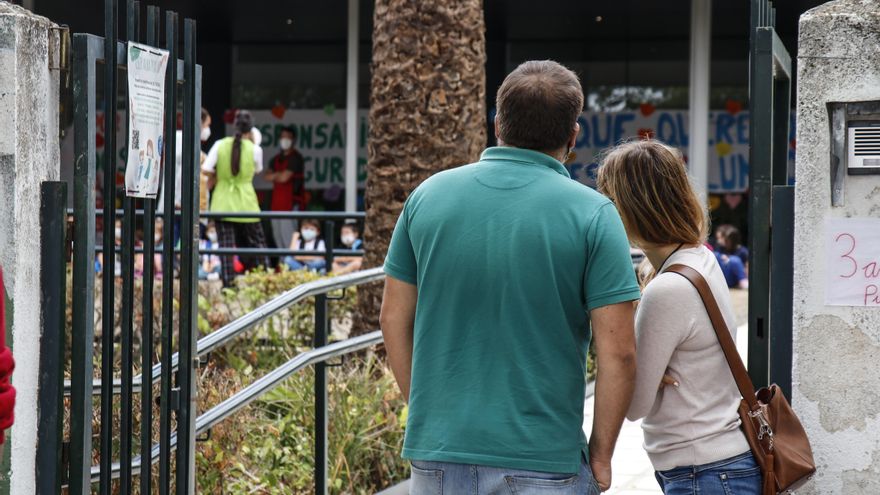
[664,264,759,410]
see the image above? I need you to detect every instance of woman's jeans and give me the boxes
[409,454,600,495]
[654,451,762,495]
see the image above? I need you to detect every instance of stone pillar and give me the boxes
[793,1,880,493]
[0,2,60,494]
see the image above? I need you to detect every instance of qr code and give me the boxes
[131,129,140,150]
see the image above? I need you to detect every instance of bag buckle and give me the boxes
[749,407,775,450]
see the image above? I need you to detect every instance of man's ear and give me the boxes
[494,115,501,141]
[568,122,580,150]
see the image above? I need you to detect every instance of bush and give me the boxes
[67,268,407,494]
[196,353,408,494]
[194,269,407,494]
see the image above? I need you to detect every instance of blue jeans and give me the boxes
[410,454,600,495]
[654,451,762,495]
[284,257,326,273]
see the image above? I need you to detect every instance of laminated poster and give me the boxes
[125,42,169,198]
[825,217,880,307]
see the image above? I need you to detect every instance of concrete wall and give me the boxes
[0,2,59,494]
[793,1,880,493]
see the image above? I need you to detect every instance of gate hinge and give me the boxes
[49,25,71,72]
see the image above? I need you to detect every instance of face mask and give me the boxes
[200,126,211,142]
[279,138,293,151]
[341,234,356,246]
[207,231,218,242]
[115,227,122,239]
[301,229,318,242]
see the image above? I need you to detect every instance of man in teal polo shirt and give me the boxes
[381,60,640,494]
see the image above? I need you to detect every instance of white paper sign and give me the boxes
[125,42,169,198]
[825,218,880,307]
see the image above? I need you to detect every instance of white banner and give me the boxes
[62,107,796,194]
[564,107,796,193]
[125,42,169,198]
[237,107,795,192]
[825,218,880,307]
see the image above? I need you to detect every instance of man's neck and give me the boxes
[497,141,567,162]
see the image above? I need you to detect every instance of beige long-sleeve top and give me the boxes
[626,246,750,471]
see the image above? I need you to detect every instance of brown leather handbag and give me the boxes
[665,264,816,494]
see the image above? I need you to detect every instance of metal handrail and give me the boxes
[63,267,386,396]
[67,208,366,220]
[94,246,365,256]
[92,330,385,482]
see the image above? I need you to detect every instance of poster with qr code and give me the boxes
[125,42,169,198]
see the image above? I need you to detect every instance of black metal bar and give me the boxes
[159,11,178,495]
[119,189,136,493]
[135,6,159,495]
[141,6,157,494]
[175,17,199,495]
[70,32,99,495]
[119,1,138,491]
[324,220,336,269]
[37,182,68,495]
[100,0,119,491]
[748,27,774,389]
[314,293,328,495]
[770,186,795,399]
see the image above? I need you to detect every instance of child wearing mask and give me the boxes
[265,126,307,253]
[96,219,124,276]
[199,222,222,281]
[285,219,326,272]
[331,222,363,275]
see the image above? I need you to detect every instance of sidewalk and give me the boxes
[584,321,749,494]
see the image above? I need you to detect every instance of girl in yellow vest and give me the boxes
[201,110,268,285]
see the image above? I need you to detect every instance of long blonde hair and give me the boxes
[597,140,708,284]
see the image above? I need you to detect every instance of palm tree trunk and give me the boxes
[355,0,487,333]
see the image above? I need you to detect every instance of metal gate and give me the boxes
[747,0,794,397]
[52,0,202,493]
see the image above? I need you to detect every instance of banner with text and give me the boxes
[567,107,796,193]
[61,107,796,194]
[238,107,795,192]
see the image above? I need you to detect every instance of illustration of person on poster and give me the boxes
[125,42,170,198]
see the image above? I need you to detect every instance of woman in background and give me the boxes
[201,110,268,285]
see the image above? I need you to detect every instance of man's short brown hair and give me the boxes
[495,60,584,153]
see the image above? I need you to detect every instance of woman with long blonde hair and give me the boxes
[597,140,760,494]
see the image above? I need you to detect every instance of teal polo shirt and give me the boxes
[384,146,641,474]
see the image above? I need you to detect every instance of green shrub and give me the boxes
[193,269,407,494]
[196,353,408,494]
